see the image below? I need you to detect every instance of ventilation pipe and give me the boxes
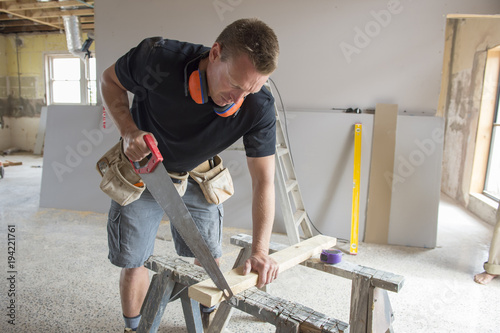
[62,15,86,61]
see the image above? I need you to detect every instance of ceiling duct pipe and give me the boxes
[62,15,86,61]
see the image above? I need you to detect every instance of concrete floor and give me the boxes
[0,154,499,333]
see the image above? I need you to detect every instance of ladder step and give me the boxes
[277,147,289,156]
[285,179,298,192]
[294,210,307,227]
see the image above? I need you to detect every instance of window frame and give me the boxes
[483,76,500,202]
[45,53,96,105]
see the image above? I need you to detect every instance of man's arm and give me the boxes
[243,154,279,287]
[100,63,156,161]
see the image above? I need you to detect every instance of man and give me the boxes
[474,202,500,285]
[100,18,280,332]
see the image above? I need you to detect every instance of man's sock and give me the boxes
[200,304,217,313]
[123,314,141,330]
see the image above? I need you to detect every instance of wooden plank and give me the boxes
[232,234,405,293]
[364,103,398,244]
[3,160,22,167]
[188,235,337,307]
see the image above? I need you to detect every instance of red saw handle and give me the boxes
[131,134,163,174]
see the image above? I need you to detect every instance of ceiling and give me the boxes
[0,0,94,35]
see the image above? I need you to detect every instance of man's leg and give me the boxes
[121,266,151,317]
[107,189,164,330]
[475,202,500,285]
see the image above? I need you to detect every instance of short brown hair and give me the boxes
[216,18,279,75]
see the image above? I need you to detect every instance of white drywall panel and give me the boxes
[38,105,443,248]
[286,112,374,241]
[40,105,119,213]
[388,116,444,248]
[221,111,374,240]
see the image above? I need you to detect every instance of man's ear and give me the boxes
[210,42,222,62]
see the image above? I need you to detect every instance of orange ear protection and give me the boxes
[188,69,244,118]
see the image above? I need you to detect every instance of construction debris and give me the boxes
[2,160,22,167]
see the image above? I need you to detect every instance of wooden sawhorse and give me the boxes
[138,255,348,332]
[231,234,405,333]
[137,234,404,333]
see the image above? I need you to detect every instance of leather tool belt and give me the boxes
[96,141,233,206]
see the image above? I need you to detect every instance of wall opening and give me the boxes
[470,45,500,203]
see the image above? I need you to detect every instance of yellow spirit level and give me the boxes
[350,123,362,255]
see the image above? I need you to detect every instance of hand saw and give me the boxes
[131,134,233,301]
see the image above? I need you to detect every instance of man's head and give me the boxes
[205,18,279,108]
[216,18,279,75]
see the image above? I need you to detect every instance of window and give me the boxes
[471,46,500,203]
[484,81,500,201]
[46,54,96,105]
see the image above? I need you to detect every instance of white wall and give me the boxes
[96,0,500,114]
[91,0,499,246]
[0,117,39,151]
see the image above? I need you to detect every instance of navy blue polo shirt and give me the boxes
[115,37,276,172]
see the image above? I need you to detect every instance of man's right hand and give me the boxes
[122,130,158,162]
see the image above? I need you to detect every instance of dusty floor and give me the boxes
[0,154,498,332]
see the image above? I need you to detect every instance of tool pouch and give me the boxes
[188,155,234,205]
[96,140,145,206]
[169,170,189,197]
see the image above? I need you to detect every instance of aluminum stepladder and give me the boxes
[227,81,314,245]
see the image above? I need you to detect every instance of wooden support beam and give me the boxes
[137,272,176,333]
[6,1,94,11]
[0,8,62,30]
[179,288,203,333]
[304,259,404,293]
[349,272,372,333]
[231,287,348,333]
[189,235,336,307]
[31,8,94,18]
[205,301,234,333]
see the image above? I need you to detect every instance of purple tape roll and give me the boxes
[320,249,342,264]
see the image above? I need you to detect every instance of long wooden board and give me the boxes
[364,104,398,244]
[188,235,337,307]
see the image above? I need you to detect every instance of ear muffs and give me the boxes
[213,98,244,117]
[188,69,209,104]
[188,69,243,117]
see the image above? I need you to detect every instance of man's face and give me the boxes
[206,43,269,107]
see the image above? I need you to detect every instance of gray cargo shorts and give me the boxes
[107,178,223,268]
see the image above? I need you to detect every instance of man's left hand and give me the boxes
[243,252,279,288]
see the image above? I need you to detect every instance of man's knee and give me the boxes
[121,266,148,281]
